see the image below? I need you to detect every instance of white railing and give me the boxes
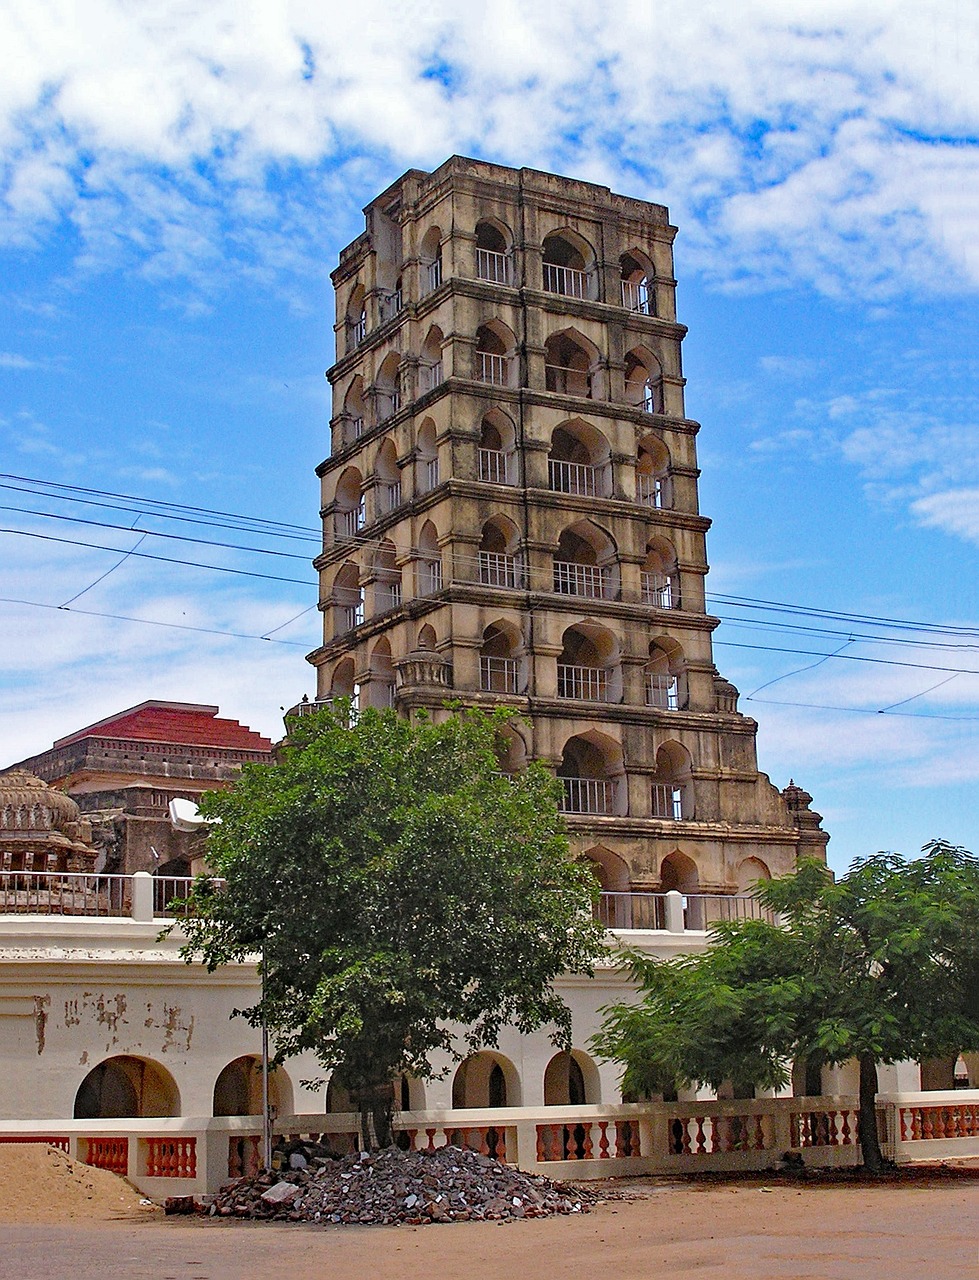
[598,891,667,930]
[637,474,669,508]
[560,777,616,815]
[549,457,599,496]
[341,601,365,630]
[641,572,677,608]
[557,664,609,702]
[478,351,508,385]
[543,262,587,298]
[480,655,519,694]
[646,673,680,710]
[476,248,509,283]
[427,259,443,292]
[621,278,653,313]
[293,696,341,718]
[380,389,401,419]
[0,872,132,917]
[375,582,402,612]
[421,361,443,393]
[418,560,442,594]
[350,415,365,439]
[479,550,517,588]
[684,893,776,926]
[478,447,509,484]
[651,782,683,820]
[373,683,396,709]
[336,505,365,538]
[379,480,402,512]
[642,381,658,413]
[423,457,440,490]
[352,313,367,345]
[553,561,608,598]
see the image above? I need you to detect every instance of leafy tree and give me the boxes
[180,703,606,1147]
[593,842,979,1171]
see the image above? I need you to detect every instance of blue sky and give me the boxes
[1,1,978,872]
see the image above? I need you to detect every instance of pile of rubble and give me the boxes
[198,1144,600,1225]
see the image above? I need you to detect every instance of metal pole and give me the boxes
[261,950,272,1170]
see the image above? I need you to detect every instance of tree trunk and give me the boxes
[858,1052,885,1173]
[357,1086,394,1150]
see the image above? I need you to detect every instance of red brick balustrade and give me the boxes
[145,1137,196,1178]
[85,1137,128,1175]
[899,1103,979,1142]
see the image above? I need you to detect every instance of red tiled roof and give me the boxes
[53,701,273,752]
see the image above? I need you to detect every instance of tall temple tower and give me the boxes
[309,157,827,906]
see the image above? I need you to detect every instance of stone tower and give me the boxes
[308,157,827,906]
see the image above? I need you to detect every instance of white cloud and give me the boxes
[1,2,979,298]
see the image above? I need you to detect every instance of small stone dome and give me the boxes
[0,769,96,871]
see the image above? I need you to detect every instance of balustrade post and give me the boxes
[131,872,153,922]
[514,1120,536,1172]
[664,890,685,933]
[771,1106,793,1154]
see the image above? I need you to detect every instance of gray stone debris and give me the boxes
[203,1144,602,1226]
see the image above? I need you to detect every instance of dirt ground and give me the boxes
[1,1172,977,1280]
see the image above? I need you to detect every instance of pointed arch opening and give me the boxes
[646,636,686,710]
[416,520,443,595]
[557,621,621,703]
[480,619,523,695]
[334,466,365,540]
[553,520,618,600]
[366,637,396,708]
[420,225,443,294]
[375,352,403,421]
[475,319,516,387]
[478,409,516,484]
[625,346,663,415]
[346,281,367,351]
[370,539,402,615]
[332,561,363,634]
[542,229,596,300]
[478,515,521,589]
[544,329,599,399]
[416,417,439,493]
[475,218,512,284]
[651,741,693,822]
[636,433,672,508]
[374,437,402,514]
[558,731,626,816]
[641,537,680,609]
[342,375,367,440]
[620,249,655,315]
[548,417,611,496]
[420,326,444,395]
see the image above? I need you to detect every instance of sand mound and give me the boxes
[0,1143,162,1223]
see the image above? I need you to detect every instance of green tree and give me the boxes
[593,842,979,1172]
[180,703,606,1147]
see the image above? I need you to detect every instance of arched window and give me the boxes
[480,620,522,694]
[478,410,516,484]
[347,282,367,350]
[330,656,359,710]
[416,418,439,493]
[334,467,365,539]
[371,539,402,614]
[475,219,511,284]
[660,847,701,926]
[651,741,693,822]
[374,438,402,514]
[646,637,685,710]
[557,622,620,703]
[548,418,611,496]
[420,226,443,294]
[74,1055,180,1119]
[553,521,618,600]
[544,329,598,399]
[478,515,521,588]
[581,846,641,927]
[332,562,363,633]
[557,732,625,816]
[367,637,396,708]
[420,326,444,395]
[375,352,403,421]
[542,230,595,299]
[342,376,367,440]
[451,1052,521,1109]
[544,1050,600,1107]
[417,520,442,595]
[620,250,655,315]
[416,623,437,650]
[735,857,771,893]
[641,538,680,609]
[636,435,672,508]
[625,347,662,414]
[214,1056,293,1118]
[475,320,516,386]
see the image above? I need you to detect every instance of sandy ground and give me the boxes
[0,1172,977,1280]
[0,1144,159,1223]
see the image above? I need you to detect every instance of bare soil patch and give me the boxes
[0,1142,161,1223]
